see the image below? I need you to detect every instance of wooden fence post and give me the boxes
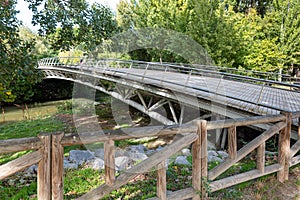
[228,127,237,159]
[157,161,167,200]
[52,132,64,200]
[256,142,265,173]
[201,121,208,199]
[38,133,52,200]
[104,140,115,185]
[192,120,207,200]
[278,112,292,182]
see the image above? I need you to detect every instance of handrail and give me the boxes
[38,57,300,91]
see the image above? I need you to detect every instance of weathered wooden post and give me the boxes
[38,133,52,200]
[278,112,292,182]
[256,142,265,173]
[192,120,208,200]
[157,161,167,200]
[52,132,64,200]
[228,127,237,159]
[104,139,115,185]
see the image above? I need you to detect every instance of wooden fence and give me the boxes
[0,112,299,200]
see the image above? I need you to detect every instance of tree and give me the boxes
[25,0,118,51]
[274,0,300,71]
[19,26,57,59]
[117,0,243,66]
[233,9,286,72]
[0,0,42,119]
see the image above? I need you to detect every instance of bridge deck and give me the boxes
[103,68,300,115]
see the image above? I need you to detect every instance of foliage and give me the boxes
[117,0,300,73]
[0,1,42,105]
[25,0,118,52]
[19,26,56,59]
[0,84,15,104]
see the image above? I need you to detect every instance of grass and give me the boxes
[0,116,65,140]
[0,116,66,165]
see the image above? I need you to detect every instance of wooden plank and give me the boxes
[278,113,291,182]
[292,111,300,118]
[210,164,282,192]
[157,161,167,200]
[104,140,115,185]
[290,140,300,158]
[209,122,286,181]
[228,127,237,159]
[256,142,265,173]
[38,133,52,200]
[206,114,285,130]
[147,187,197,200]
[200,121,208,198]
[289,155,300,167]
[76,133,198,200]
[0,151,42,180]
[192,122,202,200]
[52,132,64,200]
[61,124,197,147]
[0,137,42,154]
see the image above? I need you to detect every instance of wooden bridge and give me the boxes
[0,57,299,199]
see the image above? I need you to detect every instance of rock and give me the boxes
[208,156,223,163]
[26,165,38,174]
[207,140,216,150]
[94,149,104,159]
[129,144,145,153]
[69,150,95,165]
[156,146,164,152]
[174,156,191,165]
[115,156,131,171]
[126,152,148,162]
[8,179,15,186]
[19,179,26,184]
[208,150,218,157]
[181,148,191,156]
[64,160,78,170]
[217,151,229,159]
[145,149,156,156]
[88,158,105,171]
[115,149,126,157]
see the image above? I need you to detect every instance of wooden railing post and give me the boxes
[52,132,64,200]
[256,143,265,173]
[38,133,52,200]
[192,120,208,200]
[278,112,292,182]
[228,127,237,159]
[104,140,115,185]
[157,161,167,200]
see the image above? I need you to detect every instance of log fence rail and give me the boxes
[0,112,299,199]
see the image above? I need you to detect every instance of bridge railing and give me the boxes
[38,57,300,92]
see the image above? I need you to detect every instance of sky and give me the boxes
[16,0,121,32]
